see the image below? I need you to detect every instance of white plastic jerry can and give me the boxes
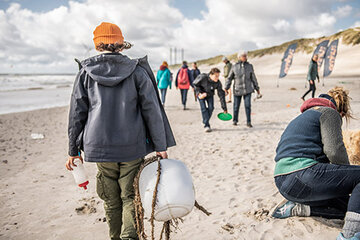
[71,159,89,190]
[139,159,195,222]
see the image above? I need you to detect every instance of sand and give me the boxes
[1,60,360,239]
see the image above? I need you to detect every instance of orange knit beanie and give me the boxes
[93,22,124,48]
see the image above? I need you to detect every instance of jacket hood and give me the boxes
[81,53,138,87]
[300,97,337,113]
[181,64,188,69]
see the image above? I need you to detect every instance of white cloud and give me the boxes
[334,4,352,18]
[0,0,347,73]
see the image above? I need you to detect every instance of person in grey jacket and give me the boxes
[65,22,176,240]
[272,87,360,240]
[301,54,320,101]
[225,50,261,127]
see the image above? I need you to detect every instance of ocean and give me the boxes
[0,74,76,114]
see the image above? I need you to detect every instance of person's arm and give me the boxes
[135,67,167,152]
[156,71,160,86]
[307,61,313,81]
[165,69,171,89]
[320,108,349,165]
[175,69,179,88]
[225,66,234,90]
[68,70,89,157]
[250,64,260,93]
[188,69,194,88]
[217,82,227,111]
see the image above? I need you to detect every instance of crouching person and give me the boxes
[193,68,227,132]
[271,87,360,240]
[66,22,176,240]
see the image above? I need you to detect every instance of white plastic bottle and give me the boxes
[71,159,89,190]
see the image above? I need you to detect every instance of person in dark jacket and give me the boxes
[65,22,176,240]
[301,54,320,101]
[175,61,194,110]
[271,87,360,240]
[191,62,201,80]
[225,50,261,127]
[193,68,227,132]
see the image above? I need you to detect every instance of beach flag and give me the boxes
[312,40,329,73]
[323,39,339,77]
[279,43,297,79]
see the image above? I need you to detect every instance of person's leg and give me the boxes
[233,95,241,124]
[207,96,214,122]
[275,163,360,237]
[160,89,167,105]
[199,98,210,128]
[180,89,185,106]
[96,162,122,240]
[228,89,232,102]
[311,82,316,98]
[183,89,188,107]
[118,158,143,240]
[244,93,252,125]
[302,83,312,99]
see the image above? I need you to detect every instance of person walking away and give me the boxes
[191,62,201,102]
[271,87,360,240]
[222,56,232,103]
[175,61,194,110]
[224,50,261,127]
[156,61,171,106]
[193,68,227,132]
[301,54,319,101]
[66,22,176,240]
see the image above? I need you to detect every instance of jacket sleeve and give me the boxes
[225,66,234,90]
[250,64,259,91]
[217,82,227,111]
[165,69,171,89]
[175,69,179,87]
[307,61,313,81]
[135,67,167,152]
[68,70,89,156]
[319,109,349,165]
[156,71,160,86]
[193,75,205,94]
[188,69,194,88]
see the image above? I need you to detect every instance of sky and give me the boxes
[0,0,359,73]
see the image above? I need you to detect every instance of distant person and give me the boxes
[193,68,227,132]
[191,62,201,102]
[301,54,320,101]
[156,61,172,105]
[191,62,201,80]
[271,87,360,240]
[66,22,175,240]
[175,61,194,110]
[225,50,261,127]
[222,56,232,103]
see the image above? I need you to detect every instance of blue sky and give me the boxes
[0,0,359,73]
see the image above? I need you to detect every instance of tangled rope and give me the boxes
[133,156,212,240]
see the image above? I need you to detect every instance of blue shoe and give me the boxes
[272,200,296,219]
[337,232,360,240]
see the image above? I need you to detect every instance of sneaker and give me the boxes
[233,122,237,126]
[271,200,310,219]
[247,123,253,128]
[183,105,186,110]
[337,232,360,240]
[204,127,212,133]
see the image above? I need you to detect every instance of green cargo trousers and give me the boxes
[96,158,143,240]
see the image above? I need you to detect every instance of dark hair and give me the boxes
[209,68,220,75]
[193,62,197,65]
[95,42,132,52]
[182,61,187,65]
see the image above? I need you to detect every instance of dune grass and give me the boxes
[170,27,360,67]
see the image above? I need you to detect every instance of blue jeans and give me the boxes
[180,89,188,106]
[159,88,167,104]
[233,93,252,124]
[275,163,360,219]
[198,96,214,128]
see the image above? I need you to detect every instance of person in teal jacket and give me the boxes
[156,61,172,105]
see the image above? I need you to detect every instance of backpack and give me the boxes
[178,68,189,85]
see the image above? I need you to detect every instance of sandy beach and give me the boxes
[0,66,359,240]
